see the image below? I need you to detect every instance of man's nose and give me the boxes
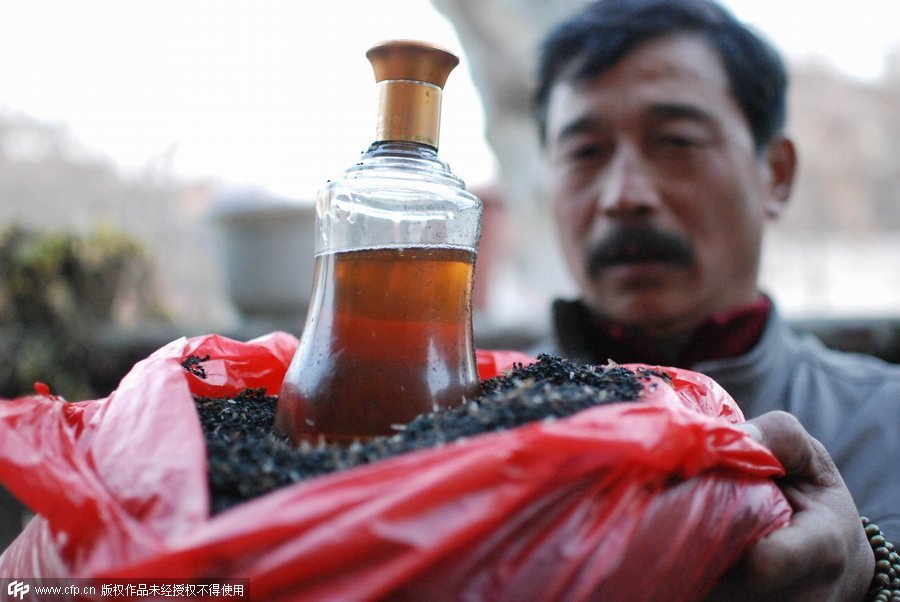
[597,147,660,217]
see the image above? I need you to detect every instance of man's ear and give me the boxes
[762,135,797,218]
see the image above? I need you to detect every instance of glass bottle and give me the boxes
[275,40,483,445]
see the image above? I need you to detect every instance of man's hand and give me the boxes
[708,411,874,601]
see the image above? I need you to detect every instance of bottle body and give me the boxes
[276,142,482,444]
[276,244,478,443]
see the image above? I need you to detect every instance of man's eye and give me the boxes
[565,144,607,163]
[657,135,699,148]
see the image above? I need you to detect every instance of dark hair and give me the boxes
[534,0,788,151]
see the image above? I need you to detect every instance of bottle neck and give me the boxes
[364,139,439,158]
[359,140,461,187]
[373,79,443,148]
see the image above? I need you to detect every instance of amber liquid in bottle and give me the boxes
[276,244,479,444]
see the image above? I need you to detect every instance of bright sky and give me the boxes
[2,0,899,199]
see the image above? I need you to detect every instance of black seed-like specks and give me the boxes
[196,354,658,514]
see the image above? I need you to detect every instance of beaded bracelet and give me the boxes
[862,517,900,602]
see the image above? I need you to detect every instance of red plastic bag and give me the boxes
[0,333,790,600]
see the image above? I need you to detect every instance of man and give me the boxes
[531,0,899,598]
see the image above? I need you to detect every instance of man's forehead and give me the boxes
[565,33,730,90]
[545,34,738,137]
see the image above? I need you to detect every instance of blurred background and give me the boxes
[2,0,900,403]
[2,0,900,550]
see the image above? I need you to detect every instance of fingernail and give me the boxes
[737,422,762,443]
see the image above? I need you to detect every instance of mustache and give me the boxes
[586,227,695,278]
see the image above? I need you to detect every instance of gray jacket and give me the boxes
[533,304,900,535]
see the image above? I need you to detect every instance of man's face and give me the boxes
[544,33,791,335]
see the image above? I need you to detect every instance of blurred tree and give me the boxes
[0,111,233,331]
[0,226,164,399]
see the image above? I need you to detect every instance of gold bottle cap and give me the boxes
[366,40,460,148]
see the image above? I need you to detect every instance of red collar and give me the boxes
[553,296,772,367]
